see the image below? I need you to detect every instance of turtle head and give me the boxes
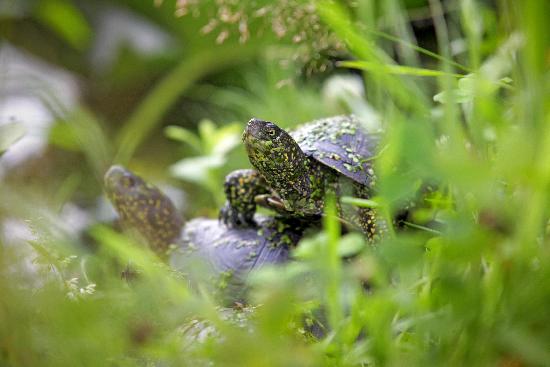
[243,118,312,204]
[104,165,183,255]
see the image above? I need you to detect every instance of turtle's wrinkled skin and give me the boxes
[104,165,307,303]
[220,115,381,239]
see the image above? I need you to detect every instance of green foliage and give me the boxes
[340,60,464,78]
[114,43,260,164]
[34,0,92,50]
[1,0,550,366]
[167,119,242,206]
[50,108,113,178]
[206,59,332,128]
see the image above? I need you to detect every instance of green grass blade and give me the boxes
[323,193,344,333]
[366,28,472,73]
[316,0,430,112]
[338,60,464,78]
[115,44,259,163]
[341,196,381,208]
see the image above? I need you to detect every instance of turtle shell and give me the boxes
[170,215,305,303]
[290,115,379,186]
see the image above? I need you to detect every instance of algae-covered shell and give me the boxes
[171,215,305,303]
[291,115,379,186]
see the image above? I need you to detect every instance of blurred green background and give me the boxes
[1,0,549,366]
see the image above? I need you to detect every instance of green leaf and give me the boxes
[0,121,26,156]
[293,231,366,260]
[198,119,217,146]
[379,235,425,266]
[169,155,225,184]
[167,120,241,158]
[401,221,442,235]
[35,0,91,50]
[49,121,80,151]
[337,233,366,257]
[341,196,381,208]
[165,125,202,154]
[433,89,473,104]
[338,61,464,78]
[292,234,324,260]
[211,123,242,156]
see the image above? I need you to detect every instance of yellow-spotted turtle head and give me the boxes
[104,165,183,255]
[243,119,313,206]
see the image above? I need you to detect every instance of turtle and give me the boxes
[104,165,309,303]
[220,115,382,239]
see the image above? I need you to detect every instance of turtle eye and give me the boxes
[122,175,136,188]
[267,128,276,137]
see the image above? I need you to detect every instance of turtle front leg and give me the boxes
[220,169,269,228]
[348,182,384,242]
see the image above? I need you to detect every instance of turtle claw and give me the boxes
[219,201,255,228]
[255,194,288,214]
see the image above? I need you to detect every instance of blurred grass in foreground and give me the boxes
[1,0,550,366]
